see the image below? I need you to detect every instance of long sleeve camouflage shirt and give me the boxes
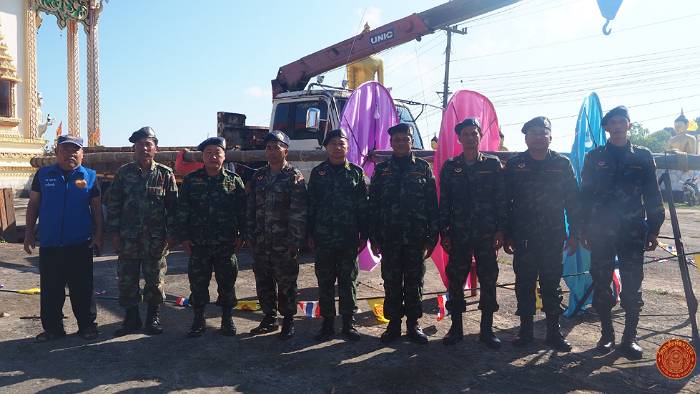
[175,167,246,246]
[105,161,178,259]
[580,141,665,239]
[368,153,439,249]
[504,150,580,243]
[307,160,368,250]
[246,163,307,253]
[439,153,507,244]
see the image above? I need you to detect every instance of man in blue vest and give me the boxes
[24,135,103,342]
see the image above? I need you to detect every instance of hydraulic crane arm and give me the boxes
[271,0,519,97]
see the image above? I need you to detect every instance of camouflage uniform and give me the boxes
[176,168,246,308]
[439,153,507,314]
[368,153,439,321]
[307,160,368,318]
[581,142,664,315]
[246,163,307,318]
[504,150,580,317]
[105,161,177,307]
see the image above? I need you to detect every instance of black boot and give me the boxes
[406,319,429,344]
[596,309,615,353]
[220,306,236,337]
[315,317,335,341]
[342,315,361,341]
[279,316,295,340]
[114,306,142,337]
[144,304,163,335]
[380,319,402,343]
[619,312,643,360]
[250,314,279,335]
[512,315,534,347]
[187,307,206,338]
[479,311,502,349]
[545,314,572,352]
[443,313,463,346]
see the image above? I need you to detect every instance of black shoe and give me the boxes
[187,307,206,338]
[545,314,572,352]
[315,317,335,341]
[479,312,501,350]
[513,315,534,347]
[619,338,643,360]
[442,313,463,346]
[250,315,279,335]
[406,320,429,344]
[35,330,66,343]
[114,306,142,337]
[341,315,361,341]
[596,310,615,353]
[279,316,295,340]
[144,304,164,335]
[220,307,237,337]
[380,320,402,344]
[78,324,99,340]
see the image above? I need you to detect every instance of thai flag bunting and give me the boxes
[437,293,449,321]
[611,268,622,302]
[175,296,189,307]
[298,301,321,318]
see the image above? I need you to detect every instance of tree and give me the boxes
[628,122,671,153]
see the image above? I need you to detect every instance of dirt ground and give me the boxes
[1,207,700,393]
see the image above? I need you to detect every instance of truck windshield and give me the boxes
[396,105,424,149]
[272,100,329,140]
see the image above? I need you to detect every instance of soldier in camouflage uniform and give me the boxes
[176,137,246,338]
[307,129,368,342]
[369,123,439,344]
[106,127,177,336]
[247,131,307,340]
[581,106,664,359]
[504,116,580,352]
[439,118,506,349]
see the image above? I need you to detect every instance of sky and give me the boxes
[35,0,700,152]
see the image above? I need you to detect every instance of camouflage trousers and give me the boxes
[315,247,359,318]
[446,237,499,314]
[188,244,238,308]
[590,235,645,314]
[118,257,167,307]
[380,244,425,321]
[513,238,564,317]
[253,249,299,317]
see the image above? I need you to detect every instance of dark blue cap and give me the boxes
[387,123,412,136]
[197,137,226,151]
[129,126,158,144]
[521,116,551,134]
[263,130,290,147]
[323,128,348,146]
[602,106,630,127]
[56,135,83,148]
[455,118,481,135]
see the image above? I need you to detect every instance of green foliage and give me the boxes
[628,122,672,153]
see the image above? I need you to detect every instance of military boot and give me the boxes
[619,312,643,360]
[545,314,572,352]
[144,304,163,335]
[380,319,402,343]
[187,307,206,338]
[479,311,502,350]
[512,315,534,347]
[442,313,463,346]
[315,317,335,341]
[279,316,295,340]
[250,314,279,335]
[406,319,429,344]
[114,306,142,337]
[341,315,361,341]
[220,306,236,337]
[596,309,615,353]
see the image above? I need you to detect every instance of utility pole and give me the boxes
[440,25,467,109]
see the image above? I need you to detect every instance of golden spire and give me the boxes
[0,20,20,82]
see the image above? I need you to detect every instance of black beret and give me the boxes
[455,118,481,135]
[129,126,158,144]
[387,123,412,136]
[263,130,290,147]
[521,116,551,134]
[601,106,630,126]
[323,128,348,146]
[197,136,226,151]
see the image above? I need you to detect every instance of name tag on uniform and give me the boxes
[147,186,164,196]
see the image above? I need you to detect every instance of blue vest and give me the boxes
[36,164,97,247]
